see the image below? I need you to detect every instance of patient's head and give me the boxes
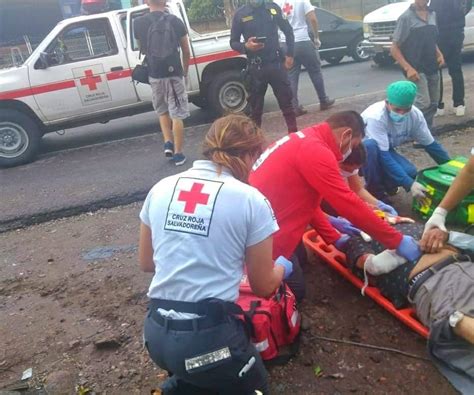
[340,143,367,175]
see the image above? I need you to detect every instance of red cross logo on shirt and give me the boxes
[80,69,102,91]
[178,183,210,214]
[282,2,293,16]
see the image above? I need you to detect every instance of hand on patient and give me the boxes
[396,235,422,261]
[420,228,449,253]
[329,216,362,236]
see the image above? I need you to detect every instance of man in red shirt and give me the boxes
[249,111,420,299]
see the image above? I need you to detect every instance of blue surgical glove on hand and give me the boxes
[376,200,398,216]
[334,234,351,250]
[329,216,362,236]
[396,235,422,262]
[275,256,293,280]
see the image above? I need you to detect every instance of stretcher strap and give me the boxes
[302,230,429,339]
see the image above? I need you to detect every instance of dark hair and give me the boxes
[202,115,265,182]
[342,143,367,167]
[326,111,366,138]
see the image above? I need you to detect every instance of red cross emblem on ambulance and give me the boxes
[80,69,102,91]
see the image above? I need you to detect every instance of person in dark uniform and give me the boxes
[230,0,297,133]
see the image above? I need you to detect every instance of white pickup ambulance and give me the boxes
[362,0,474,66]
[0,1,248,167]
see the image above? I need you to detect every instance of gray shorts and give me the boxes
[149,76,190,120]
[413,259,474,392]
[413,259,474,327]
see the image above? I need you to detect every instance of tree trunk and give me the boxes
[223,0,236,27]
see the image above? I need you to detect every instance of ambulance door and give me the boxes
[29,17,137,122]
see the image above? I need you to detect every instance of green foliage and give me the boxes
[185,0,225,21]
[184,0,246,22]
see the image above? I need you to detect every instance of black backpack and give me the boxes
[146,13,180,77]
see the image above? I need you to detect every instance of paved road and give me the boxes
[2,57,474,230]
[40,59,402,154]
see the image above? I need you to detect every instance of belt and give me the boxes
[407,253,471,303]
[148,298,243,331]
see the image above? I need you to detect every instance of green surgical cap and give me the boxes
[386,81,417,108]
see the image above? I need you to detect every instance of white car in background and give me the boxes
[362,0,474,66]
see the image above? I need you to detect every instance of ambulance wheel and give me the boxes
[0,109,41,168]
[207,70,250,116]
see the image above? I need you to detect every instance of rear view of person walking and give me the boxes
[430,0,472,117]
[134,0,191,165]
[276,0,334,116]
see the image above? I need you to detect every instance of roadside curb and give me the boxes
[0,191,148,234]
[2,93,473,234]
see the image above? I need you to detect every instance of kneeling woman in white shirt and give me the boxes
[138,114,292,394]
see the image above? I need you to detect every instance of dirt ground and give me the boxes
[1,128,472,394]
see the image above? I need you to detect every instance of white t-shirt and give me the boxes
[275,0,314,43]
[140,160,279,308]
[361,101,434,151]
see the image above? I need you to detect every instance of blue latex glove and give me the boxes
[376,200,398,216]
[275,256,293,280]
[396,235,422,262]
[328,216,361,236]
[334,234,351,250]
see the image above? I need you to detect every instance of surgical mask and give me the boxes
[339,130,353,162]
[341,169,359,178]
[389,111,408,123]
[249,0,265,7]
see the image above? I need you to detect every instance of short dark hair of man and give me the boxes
[326,111,366,138]
[343,143,367,167]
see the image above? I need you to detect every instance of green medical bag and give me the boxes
[413,156,474,226]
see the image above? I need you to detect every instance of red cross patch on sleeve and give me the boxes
[165,177,224,237]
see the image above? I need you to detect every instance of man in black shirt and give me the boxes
[134,0,191,166]
[390,0,445,129]
[430,0,472,117]
[230,0,297,133]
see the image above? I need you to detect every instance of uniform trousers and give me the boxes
[144,307,268,394]
[248,61,297,133]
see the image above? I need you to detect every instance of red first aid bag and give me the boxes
[237,275,301,363]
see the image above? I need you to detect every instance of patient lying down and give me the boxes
[343,222,474,393]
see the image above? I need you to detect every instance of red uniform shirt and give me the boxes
[249,123,403,259]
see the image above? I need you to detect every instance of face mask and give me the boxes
[341,169,359,178]
[389,111,408,123]
[339,130,353,162]
[249,0,264,7]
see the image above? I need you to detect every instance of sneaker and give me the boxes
[435,108,445,117]
[164,141,174,157]
[295,106,308,117]
[320,99,335,111]
[455,105,465,117]
[173,152,186,166]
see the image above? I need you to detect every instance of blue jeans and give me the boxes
[285,40,329,109]
[363,139,417,199]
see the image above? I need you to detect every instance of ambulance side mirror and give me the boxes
[35,52,50,70]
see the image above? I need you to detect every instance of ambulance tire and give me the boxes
[207,70,250,116]
[0,109,41,168]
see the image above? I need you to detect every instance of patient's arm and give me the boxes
[455,316,474,345]
[448,232,474,253]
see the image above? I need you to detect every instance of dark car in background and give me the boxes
[314,7,369,65]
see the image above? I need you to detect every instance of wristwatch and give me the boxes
[449,311,464,328]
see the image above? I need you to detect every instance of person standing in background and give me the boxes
[391,0,445,129]
[430,0,472,117]
[134,0,191,166]
[276,0,334,117]
[230,0,297,133]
